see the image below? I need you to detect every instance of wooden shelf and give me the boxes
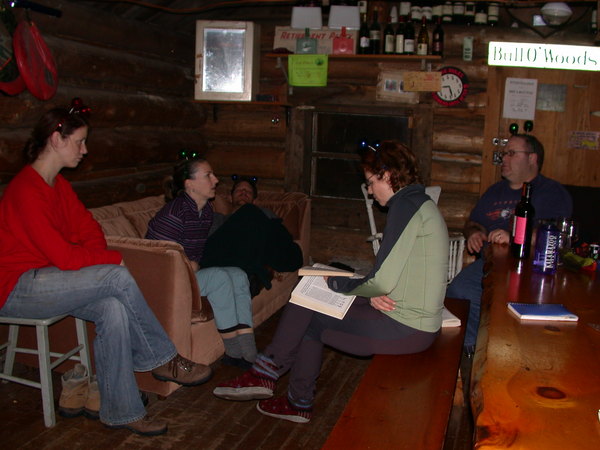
[267,53,442,62]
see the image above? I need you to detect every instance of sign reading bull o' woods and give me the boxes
[488,41,600,71]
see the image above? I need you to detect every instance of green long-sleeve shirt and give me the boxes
[328,184,449,332]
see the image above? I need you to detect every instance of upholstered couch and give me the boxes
[11,190,311,397]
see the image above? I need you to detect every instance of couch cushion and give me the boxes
[114,195,165,238]
[90,205,140,238]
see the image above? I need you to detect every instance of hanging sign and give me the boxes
[488,42,600,71]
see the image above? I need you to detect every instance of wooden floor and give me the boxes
[0,310,474,449]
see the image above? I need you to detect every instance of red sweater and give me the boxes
[0,166,122,307]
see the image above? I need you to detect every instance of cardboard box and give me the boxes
[274,26,358,55]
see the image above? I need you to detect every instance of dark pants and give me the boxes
[263,298,437,404]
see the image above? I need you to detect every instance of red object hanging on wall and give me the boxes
[13,20,58,100]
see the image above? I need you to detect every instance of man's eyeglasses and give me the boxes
[497,150,533,158]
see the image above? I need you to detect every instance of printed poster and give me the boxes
[502,78,537,120]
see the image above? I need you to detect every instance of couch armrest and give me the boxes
[105,236,200,357]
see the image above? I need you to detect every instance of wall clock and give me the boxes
[432,66,469,107]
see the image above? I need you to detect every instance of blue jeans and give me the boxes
[446,258,484,350]
[0,265,177,425]
[195,267,252,331]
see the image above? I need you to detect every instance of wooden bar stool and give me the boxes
[0,315,92,427]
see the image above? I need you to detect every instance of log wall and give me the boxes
[0,1,597,268]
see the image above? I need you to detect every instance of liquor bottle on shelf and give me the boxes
[591,8,597,34]
[384,16,396,54]
[432,17,444,56]
[399,1,412,19]
[395,15,406,54]
[358,13,371,54]
[403,16,416,55]
[453,1,465,25]
[464,1,476,25]
[442,1,453,23]
[474,3,488,26]
[296,28,318,54]
[432,2,443,23]
[410,4,422,23]
[417,16,429,56]
[488,2,500,27]
[422,2,433,23]
[389,5,399,24]
[358,0,368,16]
[511,182,535,259]
[369,8,382,54]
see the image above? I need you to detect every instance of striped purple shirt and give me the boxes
[145,193,214,263]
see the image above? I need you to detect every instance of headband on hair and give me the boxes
[56,97,91,133]
[179,149,202,160]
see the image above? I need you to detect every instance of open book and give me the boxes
[507,302,579,322]
[290,271,357,319]
[298,263,355,277]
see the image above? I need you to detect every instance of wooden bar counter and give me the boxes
[471,244,600,449]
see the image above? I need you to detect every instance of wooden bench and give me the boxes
[322,297,468,450]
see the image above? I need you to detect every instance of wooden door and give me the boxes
[481,66,600,195]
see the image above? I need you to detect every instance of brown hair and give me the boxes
[360,140,421,191]
[164,157,207,201]
[23,108,89,164]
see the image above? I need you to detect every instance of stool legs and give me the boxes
[36,322,56,427]
[75,319,92,373]
[1,325,19,381]
[0,316,92,427]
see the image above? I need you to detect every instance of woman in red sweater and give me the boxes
[0,106,211,436]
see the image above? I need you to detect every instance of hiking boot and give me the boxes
[257,396,312,424]
[213,369,275,401]
[83,376,100,420]
[58,364,88,418]
[152,354,212,386]
[106,415,168,436]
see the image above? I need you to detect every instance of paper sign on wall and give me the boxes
[288,54,328,87]
[502,77,537,120]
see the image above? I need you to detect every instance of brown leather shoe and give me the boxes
[107,415,168,436]
[152,354,212,386]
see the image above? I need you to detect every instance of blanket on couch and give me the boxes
[200,204,303,291]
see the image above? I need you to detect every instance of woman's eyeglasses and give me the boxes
[365,173,377,187]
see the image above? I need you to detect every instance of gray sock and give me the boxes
[238,333,258,363]
[222,336,242,358]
